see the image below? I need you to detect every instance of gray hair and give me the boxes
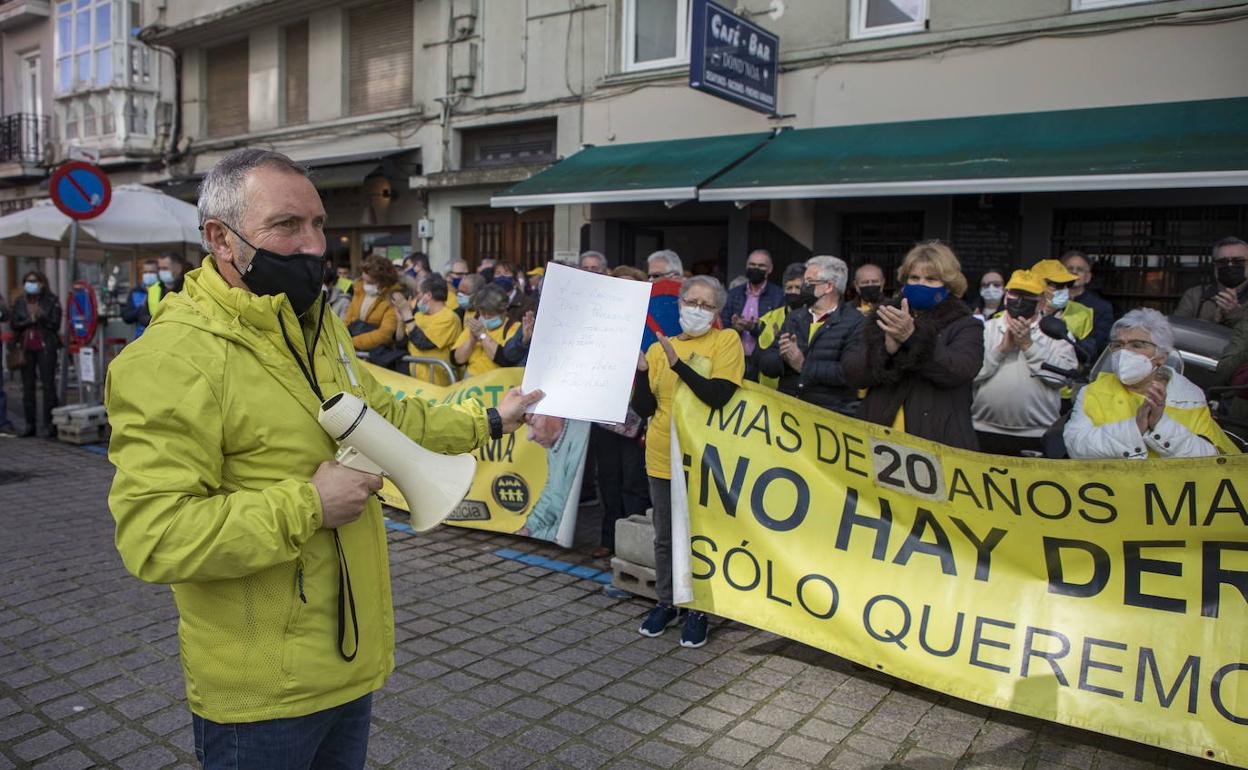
[1213,236,1248,256]
[579,250,607,268]
[781,262,806,284]
[680,275,727,311]
[806,255,849,295]
[1112,308,1174,355]
[472,283,509,315]
[748,249,772,267]
[198,148,309,249]
[458,273,484,295]
[647,249,683,276]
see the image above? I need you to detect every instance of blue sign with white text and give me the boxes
[689,0,779,115]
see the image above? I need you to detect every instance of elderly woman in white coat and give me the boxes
[1064,308,1237,459]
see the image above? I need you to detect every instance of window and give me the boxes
[65,105,78,140]
[1072,0,1155,9]
[83,101,96,135]
[347,0,413,116]
[284,21,309,125]
[101,106,114,134]
[850,0,927,40]
[623,0,689,72]
[206,38,249,137]
[55,0,119,92]
[461,120,557,170]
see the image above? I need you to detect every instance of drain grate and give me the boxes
[0,469,37,486]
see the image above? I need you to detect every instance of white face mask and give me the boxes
[363,283,379,297]
[1113,349,1156,386]
[1050,288,1070,309]
[980,286,1004,303]
[679,306,714,337]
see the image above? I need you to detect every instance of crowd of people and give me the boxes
[309,234,1242,647]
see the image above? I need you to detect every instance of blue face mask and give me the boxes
[494,276,514,292]
[24,280,41,295]
[451,276,462,289]
[416,300,429,315]
[482,316,504,331]
[456,291,471,307]
[141,272,158,287]
[902,283,949,311]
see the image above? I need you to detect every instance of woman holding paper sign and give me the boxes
[632,275,744,649]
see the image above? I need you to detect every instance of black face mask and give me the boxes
[800,285,819,307]
[480,267,495,282]
[745,267,767,286]
[1005,297,1039,319]
[223,224,324,317]
[857,285,882,304]
[784,291,807,310]
[1216,262,1246,288]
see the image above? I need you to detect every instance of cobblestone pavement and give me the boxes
[0,428,1232,769]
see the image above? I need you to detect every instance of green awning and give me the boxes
[491,133,772,208]
[699,98,1248,202]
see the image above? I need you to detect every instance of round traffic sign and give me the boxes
[50,161,112,220]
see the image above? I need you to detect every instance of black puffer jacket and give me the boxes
[841,296,984,450]
[757,303,863,415]
[9,293,62,352]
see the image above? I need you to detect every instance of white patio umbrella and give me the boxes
[0,183,200,247]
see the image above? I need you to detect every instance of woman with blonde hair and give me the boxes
[842,241,985,450]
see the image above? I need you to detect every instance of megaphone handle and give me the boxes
[335,445,387,477]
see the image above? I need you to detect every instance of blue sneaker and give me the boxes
[680,611,709,648]
[639,604,679,637]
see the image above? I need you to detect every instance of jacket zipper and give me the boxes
[296,562,307,604]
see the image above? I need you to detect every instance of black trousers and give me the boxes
[21,348,57,429]
[974,429,1043,457]
[591,426,649,549]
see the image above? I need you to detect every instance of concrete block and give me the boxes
[56,423,109,445]
[610,557,657,601]
[614,513,655,568]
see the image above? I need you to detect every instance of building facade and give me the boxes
[7,0,1245,312]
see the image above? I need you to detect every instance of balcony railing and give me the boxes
[0,113,49,165]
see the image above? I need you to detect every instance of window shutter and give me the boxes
[206,38,249,137]
[284,21,309,125]
[348,0,413,116]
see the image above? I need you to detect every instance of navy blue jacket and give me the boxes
[721,281,785,332]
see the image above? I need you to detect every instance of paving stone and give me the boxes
[32,750,96,770]
[727,719,784,747]
[630,739,688,768]
[661,721,712,747]
[0,712,46,741]
[555,742,610,769]
[116,746,177,770]
[706,736,764,766]
[14,730,72,762]
[515,725,570,753]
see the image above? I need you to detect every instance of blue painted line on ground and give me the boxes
[493,547,613,585]
[384,519,415,534]
[80,445,109,456]
[381,526,612,585]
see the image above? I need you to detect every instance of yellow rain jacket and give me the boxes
[754,304,789,390]
[105,258,489,723]
[1065,370,1238,459]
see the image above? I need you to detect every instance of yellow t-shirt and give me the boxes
[406,306,462,385]
[453,320,519,378]
[645,329,745,480]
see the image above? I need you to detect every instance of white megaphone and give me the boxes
[318,391,477,532]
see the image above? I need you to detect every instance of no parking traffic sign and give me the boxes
[49,161,112,220]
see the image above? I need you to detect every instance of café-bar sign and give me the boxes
[689,0,779,115]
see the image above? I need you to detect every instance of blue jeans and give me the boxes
[192,693,372,770]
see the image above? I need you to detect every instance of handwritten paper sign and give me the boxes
[521,262,652,423]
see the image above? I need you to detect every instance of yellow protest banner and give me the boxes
[670,382,1248,766]
[361,363,589,546]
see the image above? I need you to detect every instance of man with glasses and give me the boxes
[1175,236,1248,327]
[1065,308,1237,459]
[1059,250,1113,359]
[758,256,864,415]
[646,249,684,282]
[721,249,784,381]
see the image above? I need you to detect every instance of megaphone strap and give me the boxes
[334,530,360,662]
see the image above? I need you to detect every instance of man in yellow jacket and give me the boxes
[105,148,541,768]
